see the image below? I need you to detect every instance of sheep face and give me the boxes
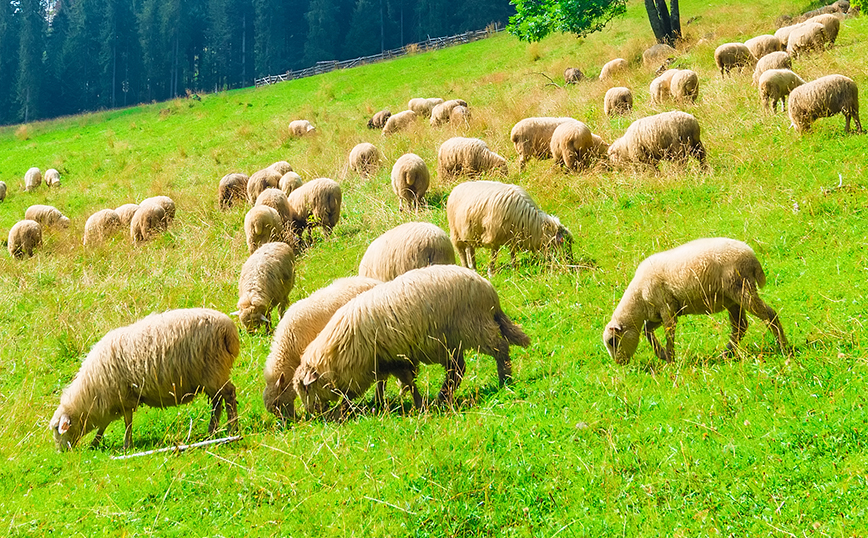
[237,302,269,333]
[602,322,640,364]
[262,373,294,422]
[293,365,336,415]
[543,218,574,263]
[49,408,85,452]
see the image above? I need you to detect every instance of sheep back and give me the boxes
[130,201,167,243]
[368,110,392,129]
[753,51,791,85]
[407,97,443,118]
[714,43,756,75]
[115,204,139,226]
[237,241,296,332]
[25,204,70,229]
[382,110,418,135]
[510,117,576,168]
[24,167,41,191]
[255,188,294,227]
[607,111,706,167]
[83,209,123,247]
[744,35,783,59]
[218,173,250,210]
[550,120,594,170]
[141,195,175,227]
[247,167,282,204]
[0,181,6,202]
[391,153,430,211]
[245,205,284,254]
[289,120,315,136]
[786,22,829,55]
[358,222,456,281]
[599,58,628,81]
[788,74,862,133]
[670,69,699,103]
[348,142,382,177]
[564,67,584,84]
[8,220,43,259]
[437,137,508,181]
[430,99,468,126]
[286,178,342,236]
[44,168,61,187]
[279,172,303,197]
[805,13,841,42]
[758,69,806,111]
[604,87,633,116]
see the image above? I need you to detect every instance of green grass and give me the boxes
[2,0,868,534]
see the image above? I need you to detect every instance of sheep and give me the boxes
[787,22,830,56]
[744,35,783,60]
[367,109,391,129]
[437,137,508,181]
[805,13,841,43]
[430,99,468,127]
[288,119,315,136]
[758,69,806,112]
[450,105,470,126]
[599,58,628,81]
[643,43,678,69]
[382,110,418,135]
[140,195,175,228]
[0,180,6,201]
[446,180,573,276]
[49,308,240,451]
[292,265,531,415]
[391,153,430,211]
[590,134,610,160]
[247,164,285,204]
[263,276,382,422]
[115,204,139,227]
[255,187,294,230]
[44,168,61,188]
[774,23,801,47]
[788,74,862,133]
[607,111,706,168]
[753,51,791,85]
[604,87,633,116]
[670,69,700,103]
[602,237,789,365]
[358,222,456,281]
[286,177,342,242]
[564,67,584,84]
[649,69,678,104]
[24,167,41,192]
[234,241,296,333]
[130,200,167,243]
[83,209,123,247]
[714,43,756,76]
[407,97,444,118]
[218,173,249,210]
[279,172,303,197]
[550,120,594,171]
[510,117,576,170]
[7,220,42,259]
[348,142,382,177]
[24,205,71,229]
[245,205,285,254]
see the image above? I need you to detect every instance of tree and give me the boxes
[343,0,382,58]
[17,0,46,122]
[507,0,627,42]
[0,0,20,124]
[645,0,680,45]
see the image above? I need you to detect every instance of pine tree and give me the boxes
[343,0,382,58]
[0,0,20,124]
[17,0,46,122]
[303,0,340,65]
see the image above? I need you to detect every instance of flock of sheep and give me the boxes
[0,0,858,451]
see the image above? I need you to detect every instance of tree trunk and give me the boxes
[670,0,681,41]
[645,0,678,45]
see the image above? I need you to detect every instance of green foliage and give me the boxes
[508,0,627,42]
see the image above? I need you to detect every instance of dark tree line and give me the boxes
[0,0,513,125]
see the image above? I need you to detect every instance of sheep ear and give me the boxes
[229,310,240,317]
[260,314,269,322]
[302,369,320,387]
[608,322,623,334]
[276,372,285,389]
[58,414,71,435]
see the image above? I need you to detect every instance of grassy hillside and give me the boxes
[2,0,868,534]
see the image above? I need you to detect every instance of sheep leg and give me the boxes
[725,304,749,356]
[741,293,791,354]
[662,312,677,362]
[455,242,468,268]
[123,409,134,450]
[643,321,668,362]
[90,426,107,449]
[466,247,477,271]
[438,349,466,403]
[488,246,501,277]
[393,368,423,410]
[495,338,513,386]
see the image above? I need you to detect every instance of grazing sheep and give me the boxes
[247,164,285,204]
[788,74,862,133]
[235,242,296,333]
[599,58,628,81]
[293,265,531,414]
[437,137,508,181]
[590,134,610,160]
[24,167,41,192]
[268,161,294,176]
[115,204,139,227]
[255,187,294,230]
[44,168,61,188]
[643,43,678,69]
[786,22,829,56]
[670,69,700,103]
[753,51,792,85]
[288,119,315,136]
[604,87,633,116]
[607,111,706,168]
[279,172,303,197]
[510,117,576,170]
[7,220,42,259]
[714,43,756,76]
[0,181,6,202]
[382,110,418,135]
[140,195,175,229]
[649,69,679,104]
[805,13,841,43]
[218,173,249,210]
[446,180,573,276]
[391,153,430,211]
[758,69,806,111]
[263,276,382,422]
[130,201,167,243]
[348,142,382,177]
[602,237,789,364]
[407,97,444,118]
[49,308,240,451]
[430,99,468,127]
[245,205,285,254]
[744,35,783,59]
[24,205,70,229]
[564,67,584,84]
[450,105,470,126]
[286,177,342,241]
[774,23,801,47]
[83,209,123,246]
[550,120,594,171]
[367,109,392,129]
[358,222,456,281]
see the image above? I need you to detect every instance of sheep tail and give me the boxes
[753,261,767,289]
[496,312,531,347]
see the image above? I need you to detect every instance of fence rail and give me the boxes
[254,26,504,87]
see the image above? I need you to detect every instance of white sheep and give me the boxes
[247,164,284,204]
[788,74,862,133]
[714,43,756,76]
[115,204,139,227]
[753,51,791,85]
[649,69,678,104]
[0,180,6,202]
[744,35,783,60]
[244,205,284,254]
[670,69,699,103]
[407,97,444,118]
[218,173,249,210]
[391,153,430,211]
[604,87,633,116]
[367,110,392,129]
[430,99,468,127]
[446,180,573,276]
[602,237,789,364]
[804,13,841,43]
[49,308,240,451]
[382,110,418,135]
[44,168,61,188]
[786,22,829,55]
[234,241,296,333]
[286,177,342,242]
[130,200,167,243]
[437,137,508,181]
[774,23,800,47]
[140,195,175,227]
[449,105,470,126]
[24,205,71,229]
[293,265,531,414]
[24,167,41,192]
[255,188,294,231]
[550,120,594,171]
[510,117,575,170]
[288,119,315,136]
[83,209,123,247]
[599,58,628,81]
[263,276,382,422]
[7,220,42,259]
[348,142,382,177]
[758,69,806,112]
[607,111,706,168]
[279,172,303,197]
[358,222,456,281]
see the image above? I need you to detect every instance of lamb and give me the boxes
[602,237,789,365]
[607,111,706,168]
[288,119,315,136]
[286,177,342,242]
[24,205,71,229]
[0,180,6,201]
[599,58,628,81]
[358,222,456,281]
[83,209,123,247]
[446,180,573,276]
[7,220,42,259]
[382,110,418,135]
[758,69,806,112]
[437,137,508,181]
[348,142,382,177]
[407,97,444,118]
[744,35,783,60]
[643,43,678,69]
[44,168,61,188]
[753,51,791,85]
[670,69,700,103]
[292,265,531,415]
[549,120,594,171]
[140,195,175,227]
[788,74,862,133]
[49,308,240,451]
[649,69,678,104]
[24,167,41,192]
[130,200,167,243]
[714,43,756,76]
[245,205,285,254]
[430,99,468,127]
[279,172,303,197]
[786,22,829,55]
[367,109,391,129]
[564,67,584,84]
[115,204,139,227]
[391,153,430,211]
[218,173,249,210]
[604,87,633,116]
[510,117,576,170]
[234,241,296,333]
[263,276,382,422]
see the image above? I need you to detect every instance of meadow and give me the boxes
[1,0,868,534]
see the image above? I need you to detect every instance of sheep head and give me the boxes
[543,216,574,264]
[607,138,629,165]
[50,406,84,451]
[236,301,270,333]
[603,321,640,364]
[292,364,337,416]
[262,372,295,423]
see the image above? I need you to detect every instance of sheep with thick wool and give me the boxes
[604,87,633,116]
[805,13,841,43]
[245,205,284,254]
[141,195,175,227]
[235,241,295,333]
[382,110,418,135]
[115,204,139,226]
[83,209,123,247]
[446,180,573,276]
[348,142,382,177]
[288,120,315,136]
[391,153,430,211]
[130,200,167,243]
[44,168,61,188]
[649,69,678,103]
[24,167,41,192]
[255,188,294,230]
[358,222,456,282]
[367,110,391,129]
[744,35,783,60]
[787,22,830,55]
[714,43,756,76]
[670,69,699,103]
[49,308,240,451]
[607,111,706,168]
[602,237,789,365]
[510,117,575,170]
[450,105,470,126]
[437,137,508,181]
[286,177,342,241]
[279,172,303,197]
[8,220,42,259]
[25,205,70,229]
[218,173,249,210]
[293,265,531,414]
[753,51,791,85]
[600,58,628,81]
[788,74,862,133]
[758,69,806,111]
[0,181,6,202]
[247,162,290,204]
[407,97,443,118]
[430,99,468,127]
[263,276,382,422]
[550,120,594,171]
